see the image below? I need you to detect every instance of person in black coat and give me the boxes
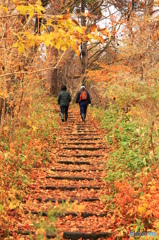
[75,85,91,122]
[58,85,71,122]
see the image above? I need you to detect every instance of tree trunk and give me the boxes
[0,99,6,129]
[47,48,58,95]
[80,0,88,83]
[145,0,154,15]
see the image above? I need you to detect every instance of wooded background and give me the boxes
[1,1,159,237]
[0,0,159,128]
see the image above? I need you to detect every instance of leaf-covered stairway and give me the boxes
[18,107,112,239]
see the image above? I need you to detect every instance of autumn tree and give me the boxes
[118,0,159,81]
[38,0,159,91]
[0,0,103,128]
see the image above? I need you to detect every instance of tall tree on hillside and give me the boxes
[0,0,94,125]
[81,0,88,79]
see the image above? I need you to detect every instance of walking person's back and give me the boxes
[75,85,91,122]
[58,85,71,122]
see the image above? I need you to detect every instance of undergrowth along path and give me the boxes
[15,106,112,239]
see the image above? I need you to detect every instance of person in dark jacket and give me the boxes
[58,84,71,122]
[75,85,91,122]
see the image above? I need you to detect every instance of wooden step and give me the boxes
[46,176,94,180]
[63,232,111,239]
[57,160,92,165]
[63,147,104,150]
[62,142,103,145]
[76,131,96,133]
[18,231,111,239]
[27,211,108,218]
[65,133,99,136]
[68,138,102,140]
[51,168,103,172]
[58,154,103,158]
[40,186,100,191]
[36,197,100,203]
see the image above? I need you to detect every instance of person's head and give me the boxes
[81,85,85,91]
[61,84,67,91]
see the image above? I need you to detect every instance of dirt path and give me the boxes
[16,107,112,239]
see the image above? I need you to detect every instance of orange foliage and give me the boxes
[87,65,132,83]
[113,170,159,231]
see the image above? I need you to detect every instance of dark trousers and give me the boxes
[79,101,88,115]
[60,106,68,114]
[60,106,68,120]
